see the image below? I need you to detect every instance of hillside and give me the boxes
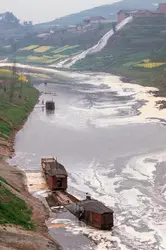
[73,15,166,96]
[7,23,113,66]
[37,0,166,27]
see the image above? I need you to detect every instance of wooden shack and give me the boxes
[67,197,114,230]
[41,158,67,191]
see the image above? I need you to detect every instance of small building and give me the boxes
[41,158,67,191]
[67,197,114,230]
[84,16,106,25]
[117,9,166,23]
[67,25,77,32]
[36,33,50,38]
[158,3,166,13]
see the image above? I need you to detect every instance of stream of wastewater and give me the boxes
[3,65,166,250]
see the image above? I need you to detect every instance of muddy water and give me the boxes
[10,72,166,250]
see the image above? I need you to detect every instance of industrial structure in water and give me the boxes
[45,101,55,111]
[41,158,67,191]
[41,157,114,230]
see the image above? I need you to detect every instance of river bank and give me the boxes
[0,76,60,249]
[0,156,60,250]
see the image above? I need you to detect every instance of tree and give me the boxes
[0,12,20,29]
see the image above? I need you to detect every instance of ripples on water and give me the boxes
[9,72,166,250]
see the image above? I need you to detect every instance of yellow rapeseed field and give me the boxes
[0,68,28,82]
[27,55,52,61]
[21,45,39,51]
[18,75,28,83]
[136,62,166,68]
[0,69,12,73]
[33,46,52,53]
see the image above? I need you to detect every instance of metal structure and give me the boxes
[45,101,55,110]
[41,158,68,191]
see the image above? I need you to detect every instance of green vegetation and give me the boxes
[53,45,80,54]
[0,70,39,140]
[0,70,38,231]
[0,180,35,230]
[0,176,9,185]
[0,176,20,192]
[73,16,166,96]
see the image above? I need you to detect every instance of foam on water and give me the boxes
[67,150,166,250]
[26,172,48,193]
[1,62,166,125]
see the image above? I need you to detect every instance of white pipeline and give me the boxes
[55,17,133,68]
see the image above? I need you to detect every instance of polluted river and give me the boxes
[3,64,166,250]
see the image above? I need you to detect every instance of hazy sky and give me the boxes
[0,0,120,24]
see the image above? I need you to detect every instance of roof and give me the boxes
[84,16,106,21]
[78,199,113,214]
[117,9,130,14]
[43,160,67,176]
[37,33,50,38]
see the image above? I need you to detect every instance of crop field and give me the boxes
[0,69,28,82]
[13,44,80,65]
[33,46,52,53]
[136,62,166,68]
[20,45,39,51]
[53,45,80,54]
[27,56,47,61]
[26,54,68,64]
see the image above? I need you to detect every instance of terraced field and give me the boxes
[14,44,81,66]
[33,46,52,53]
[20,45,39,51]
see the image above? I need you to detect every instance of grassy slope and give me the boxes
[0,71,39,229]
[0,75,39,141]
[74,16,166,96]
[0,180,35,230]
